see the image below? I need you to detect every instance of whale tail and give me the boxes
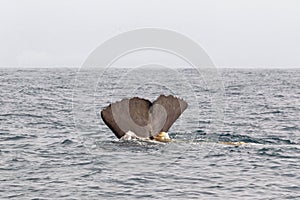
[101,95,188,139]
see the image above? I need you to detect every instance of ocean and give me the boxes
[0,68,299,199]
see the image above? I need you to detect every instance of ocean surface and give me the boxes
[0,67,299,199]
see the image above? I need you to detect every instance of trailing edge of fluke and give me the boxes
[100,94,188,141]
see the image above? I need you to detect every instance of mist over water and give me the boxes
[0,68,299,199]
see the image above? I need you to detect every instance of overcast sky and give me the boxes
[1,0,300,68]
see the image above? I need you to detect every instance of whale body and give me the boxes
[100,94,188,140]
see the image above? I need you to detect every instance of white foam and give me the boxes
[120,130,139,140]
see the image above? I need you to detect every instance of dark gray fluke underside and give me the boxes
[101,95,188,139]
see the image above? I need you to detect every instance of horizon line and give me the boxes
[0,66,299,69]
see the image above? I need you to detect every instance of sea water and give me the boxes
[0,68,299,199]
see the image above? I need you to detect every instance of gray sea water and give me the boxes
[0,68,299,199]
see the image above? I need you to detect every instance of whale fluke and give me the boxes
[101,95,188,139]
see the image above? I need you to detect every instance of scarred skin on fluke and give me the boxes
[100,95,188,142]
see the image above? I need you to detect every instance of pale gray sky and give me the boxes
[1,0,300,68]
